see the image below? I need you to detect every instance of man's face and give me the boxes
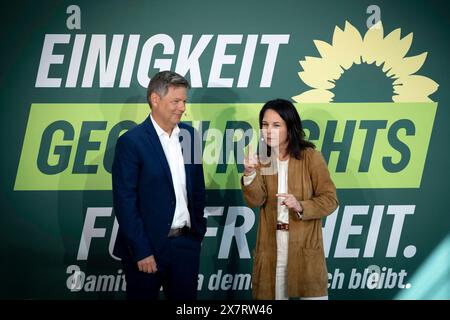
[150,85,187,132]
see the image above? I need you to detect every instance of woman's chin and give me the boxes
[266,140,278,148]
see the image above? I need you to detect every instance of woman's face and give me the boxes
[261,109,288,149]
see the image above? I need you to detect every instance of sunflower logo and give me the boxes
[292,21,438,102]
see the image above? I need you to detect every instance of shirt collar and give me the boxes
[150,114,179,138]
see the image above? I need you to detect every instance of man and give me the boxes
[112,71,206,300]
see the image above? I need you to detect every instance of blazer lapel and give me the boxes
[144,117,174,187]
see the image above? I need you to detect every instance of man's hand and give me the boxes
[137,255,158,273]
[244,144,259,176]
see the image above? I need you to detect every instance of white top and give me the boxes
[243,158,290,224]
[277,159,289,224]
[150,114,190,229]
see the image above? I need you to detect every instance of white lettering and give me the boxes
[35,34,70,87]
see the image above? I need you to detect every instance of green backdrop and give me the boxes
[1,0,449,299]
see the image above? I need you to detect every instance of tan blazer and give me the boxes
[242,148,338,299]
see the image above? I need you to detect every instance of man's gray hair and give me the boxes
[147,71,190,107]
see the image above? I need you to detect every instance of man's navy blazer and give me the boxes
[112,116,206,263]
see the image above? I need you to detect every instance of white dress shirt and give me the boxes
[150,114,190,229]
[276,159,289,224]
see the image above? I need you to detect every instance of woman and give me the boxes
[241,99,338,300]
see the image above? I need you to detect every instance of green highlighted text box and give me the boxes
[14,103,437,190]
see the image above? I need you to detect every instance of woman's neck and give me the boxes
[275,144,289,161]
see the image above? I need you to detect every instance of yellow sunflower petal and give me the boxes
[342,21,363,65]
[292,89,334,103]
[380,28,401,73]
[298,71,336,90]
[362,21,384,65]
[392,94,433,103]
[299,57,342,89]
[391,32,413,60]
[331,21,363,69]
[313,40,333,59]
[392,75,439,102]
[381,31,414,74]
[387,52,427,78]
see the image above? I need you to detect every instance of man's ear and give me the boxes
[150,92,160,107]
